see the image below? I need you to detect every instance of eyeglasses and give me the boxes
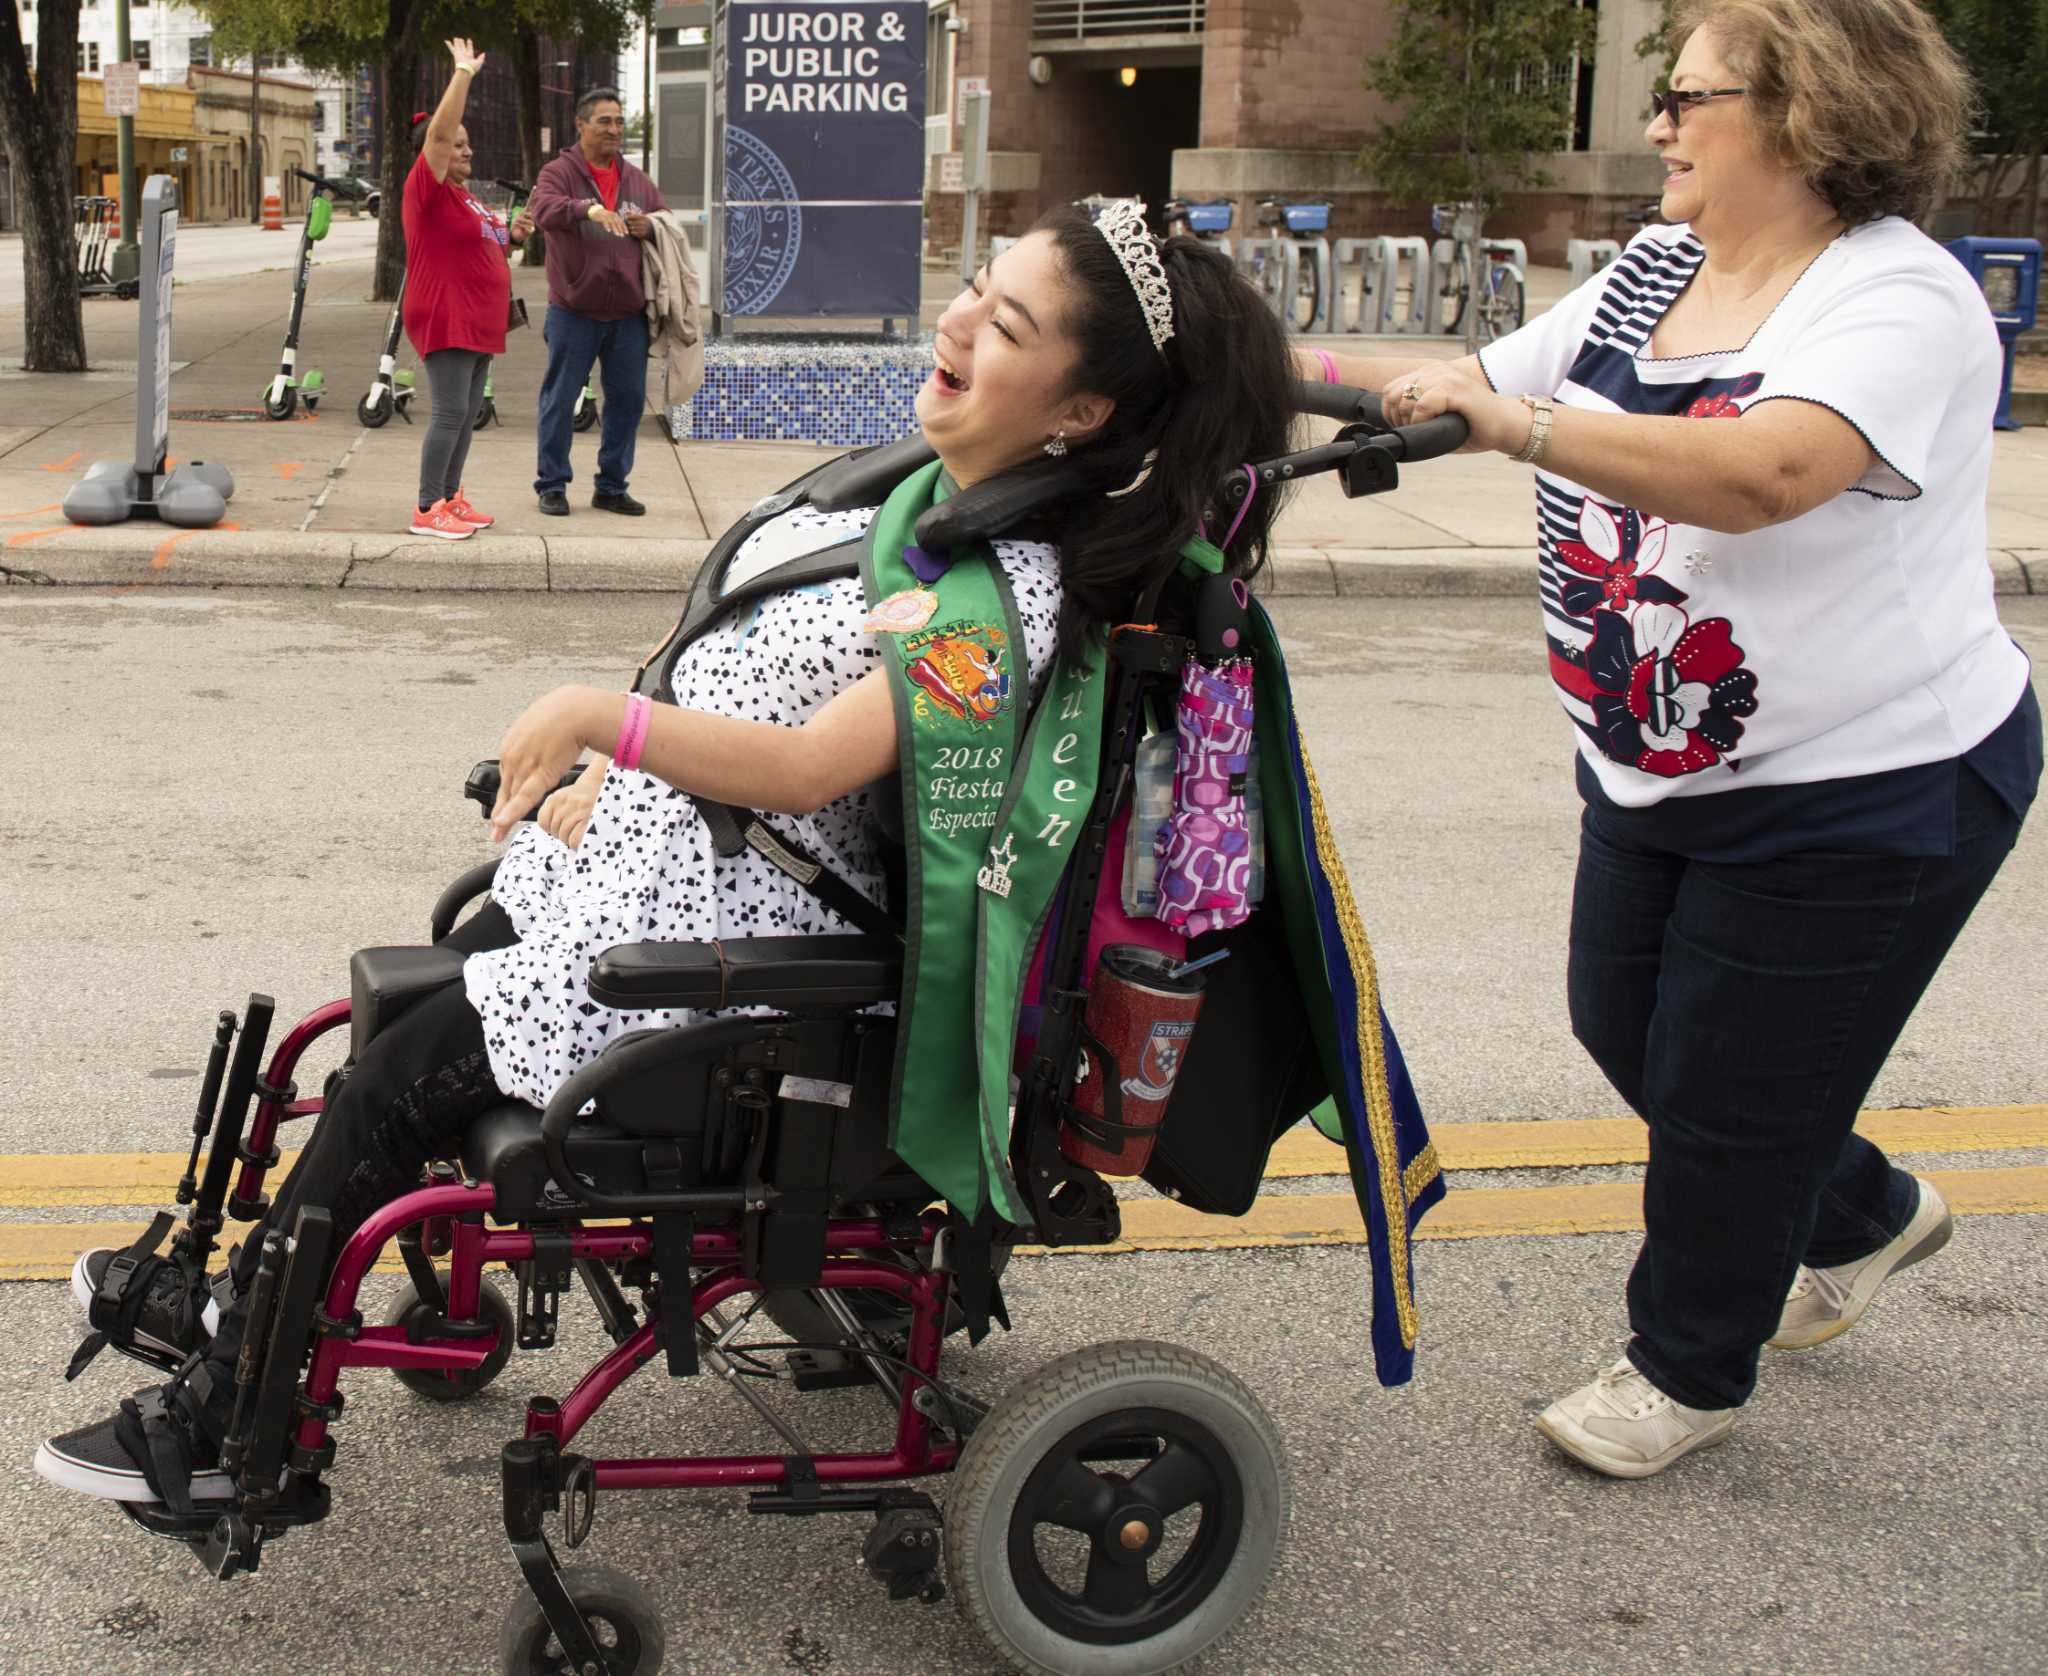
[1647,87,1747,128]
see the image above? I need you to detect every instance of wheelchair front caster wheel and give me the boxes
[384,1272,515,1402]
[498,1565,666,1675]
[944,1340,1285,1676]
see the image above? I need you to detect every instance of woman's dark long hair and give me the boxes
[1031,205,1297,657]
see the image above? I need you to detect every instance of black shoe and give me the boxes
[67,1216,223,1378]
[538,489,571,517]
[591,491,645,516]
[37,1373,234,1511]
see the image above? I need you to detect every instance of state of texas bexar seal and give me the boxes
[722,125,802,316]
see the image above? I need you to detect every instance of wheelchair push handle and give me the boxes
[1286,378,1469,464]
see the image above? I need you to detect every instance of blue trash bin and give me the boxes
[1943,237,2041,431]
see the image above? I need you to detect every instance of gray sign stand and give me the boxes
[64,175,235,528]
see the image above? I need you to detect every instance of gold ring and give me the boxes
[1403,382,1422,401]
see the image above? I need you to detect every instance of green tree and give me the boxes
[1929,0,2048,235]
[1360,0,1598,348]
[0,0,87,370]
[195,0,642,297]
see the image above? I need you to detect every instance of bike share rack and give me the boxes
[1331,238,1385,332]
[1567,238,1621,287]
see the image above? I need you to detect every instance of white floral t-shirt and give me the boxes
[464,503,1064,1107]
[1479,217,2028,807]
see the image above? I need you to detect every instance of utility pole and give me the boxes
[249,56,264,223]
[110,0,140,284]
[641,14,653,173]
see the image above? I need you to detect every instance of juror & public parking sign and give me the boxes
[721,2,926,317]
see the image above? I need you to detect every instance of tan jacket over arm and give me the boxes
[640,213,705,406]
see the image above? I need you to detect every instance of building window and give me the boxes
[134,41,151,69]
[81,41,101,72]
[190,35,211,67]
[312,103,326,132]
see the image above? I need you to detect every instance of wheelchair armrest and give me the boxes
[588,935,901,1013]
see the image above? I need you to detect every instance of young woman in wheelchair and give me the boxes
[39,203,1302,1515]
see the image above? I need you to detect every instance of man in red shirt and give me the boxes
[527,88,667,517]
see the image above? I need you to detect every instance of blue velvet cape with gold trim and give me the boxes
[1250,601,1444,1388]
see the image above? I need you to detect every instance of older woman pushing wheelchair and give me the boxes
[39,205,1301,1518]
[1307,0,2039,1480]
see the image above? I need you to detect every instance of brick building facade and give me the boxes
[923,0,1668,264]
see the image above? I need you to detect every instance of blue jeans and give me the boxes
[1566,768,2024,1410]
[535,304,649,498]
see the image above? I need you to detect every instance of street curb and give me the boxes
[4,528,2042,599]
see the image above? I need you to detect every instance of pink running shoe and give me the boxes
[409,499,475,541]
[446,488,494,528]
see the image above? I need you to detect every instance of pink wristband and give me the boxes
[1311,348,1339,385]
[614,693,651,772]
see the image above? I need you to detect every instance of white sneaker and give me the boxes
[1770,1176,1952,1351]
[1537,1358,1735,1480]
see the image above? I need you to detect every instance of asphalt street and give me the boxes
[0,589,2042,1674]
[0,215,387,309]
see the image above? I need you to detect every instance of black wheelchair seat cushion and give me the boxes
[588,935,900,1014]
[350,945,469,1061]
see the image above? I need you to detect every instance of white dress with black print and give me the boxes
[465,502,1065,1109]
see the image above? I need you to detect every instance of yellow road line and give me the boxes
[1264,1104,2048,1177]
[1031,1165,2048,1255]
[6,1166,2043,1279]
[5,1104,2040,1207]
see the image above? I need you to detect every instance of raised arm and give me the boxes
[421,38,483,185]
[488,669,899,843]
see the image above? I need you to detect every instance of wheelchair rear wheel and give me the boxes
[498,1564,665,1675]
[944,1340,1286,1676]
[384,1271,515,1402]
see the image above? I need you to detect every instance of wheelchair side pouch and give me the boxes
[1139,911,1325,1216]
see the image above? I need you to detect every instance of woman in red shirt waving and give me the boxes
[401,38,533,540]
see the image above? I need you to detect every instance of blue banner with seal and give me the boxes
[722,1,926,317]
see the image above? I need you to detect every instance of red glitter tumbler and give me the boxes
[1059,945,1208,1176]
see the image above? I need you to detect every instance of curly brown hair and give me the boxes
[1671,0,1975,225]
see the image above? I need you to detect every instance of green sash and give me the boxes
[862,463,1107,1220]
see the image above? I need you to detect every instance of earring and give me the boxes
[1043,431,1068,458]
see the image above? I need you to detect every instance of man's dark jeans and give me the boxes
[1567,768,2023,1411]
[535,303,649,499]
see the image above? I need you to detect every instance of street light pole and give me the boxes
[110,0,140,284]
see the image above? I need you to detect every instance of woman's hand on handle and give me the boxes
[1378,361,1531,456]
[535,757,605,850]
[491,685,616,844]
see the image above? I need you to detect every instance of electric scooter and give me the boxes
[474,180,531,430]
[263,168,336,419]
[356,272,416,428]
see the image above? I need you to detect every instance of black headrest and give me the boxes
[805,434,1100,552]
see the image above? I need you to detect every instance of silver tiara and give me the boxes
[1092,198,1175,354]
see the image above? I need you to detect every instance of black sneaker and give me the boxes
[36,1375,233,1509]
[591,490,645,516]
[538,489,571,516]
[71,1246,223,1361]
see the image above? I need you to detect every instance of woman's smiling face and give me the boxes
[1646,25,1776,233]
[915,231,1112,486]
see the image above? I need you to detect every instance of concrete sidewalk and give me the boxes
[3,253,2044,594]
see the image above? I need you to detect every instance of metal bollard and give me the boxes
[1567,238,1621,288]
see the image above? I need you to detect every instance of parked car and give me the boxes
[320,175,382,217]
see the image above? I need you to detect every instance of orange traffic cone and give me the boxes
[262,187,283,231]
